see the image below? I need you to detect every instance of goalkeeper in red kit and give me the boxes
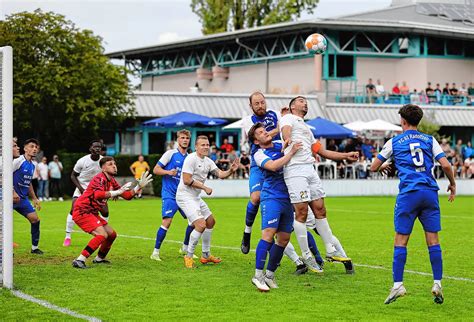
[72,156,153,269]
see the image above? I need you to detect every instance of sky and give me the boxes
[1,0,392,53]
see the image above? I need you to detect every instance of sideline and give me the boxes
[118,233,474,283]
[11,290,101,321]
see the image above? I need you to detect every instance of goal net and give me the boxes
[0,46,13,289]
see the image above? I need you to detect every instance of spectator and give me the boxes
[434,83,442,95]
[375,79,385,96]
[468,82,474,96]
[361,139,375,161]
[462,141,473,159]
[463,155,474,179]
[365,78,376,103]
[458,83,468,96]
[209,146,218,163]
[228,150,239,178]
[425,82,434,95]
[220,138,234,153]
[327,139,338,152]
[410,89,420,104]
[452,151,463,178]
[440,139,454,162]
[354,155,369,179]
[392,82,400,94]
[129,155,150,198]
[399,81,409,95]
[433,83,442,103]
[419,90,429,104]
[37,157,49,202]
[239,151,250,178]
[216,151,229,171]
[48,154,63,201]
[449,83,458,96]
[442,83,450,95]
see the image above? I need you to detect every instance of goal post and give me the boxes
[1,46,13,289]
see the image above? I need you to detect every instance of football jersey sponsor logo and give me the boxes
[165,210,173,214]
[268,218,278,224]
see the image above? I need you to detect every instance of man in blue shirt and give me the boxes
[370,104,456,305]
[240,92,281,255]
[13,138,43,254]
[150,130,194,261]
[248,122,303,291]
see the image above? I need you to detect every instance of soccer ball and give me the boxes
[305,33,327,55]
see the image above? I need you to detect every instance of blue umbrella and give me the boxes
[306,117,355,139]
[143,111,227,128]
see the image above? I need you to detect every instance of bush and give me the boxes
[59,153,163,197]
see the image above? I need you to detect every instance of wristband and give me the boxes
[109,190,122,198]
[133,185,140,193]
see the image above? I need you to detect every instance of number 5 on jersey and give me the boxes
[410,143,424,166]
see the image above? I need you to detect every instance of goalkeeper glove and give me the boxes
[134,171,153,193]
[110,182,133,198]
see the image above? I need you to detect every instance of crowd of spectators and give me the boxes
[365,79,474,106]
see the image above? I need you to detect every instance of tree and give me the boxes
[0,10,134,153]
[191,0,319,35]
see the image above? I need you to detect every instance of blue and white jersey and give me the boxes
[377,130,445,194]
[253,142,289,200]
[157,148,188,199]
[13,155,35,199]
[242,110,281,167]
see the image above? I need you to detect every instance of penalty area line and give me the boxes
[11,290,101,322]
[118,233,474,283]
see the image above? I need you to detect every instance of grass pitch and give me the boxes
[2,196,474,320]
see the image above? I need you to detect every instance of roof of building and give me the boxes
[132,92,474,127]
[107,3,474,59]
[133,91,324,120]
[325,103,474,127]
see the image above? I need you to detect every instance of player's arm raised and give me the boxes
[316,143,359,162]
[182,172,212,195]
[211,159,240,180]
[261,142,302,172]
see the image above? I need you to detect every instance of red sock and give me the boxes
[81,235,106,258]
[98,230,117,259]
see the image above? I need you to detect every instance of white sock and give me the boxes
[182,244,188,252]
[284,241,301,264]
[77,254,87,262]
[187,230,202,257]
[153,248,160,255]
[255,269,263,277]
[294,220,311,259]
[65,213,74,238]
[94,255,104,262]
[434,280,441,287]
[394,281,403,288]
[201,228,213,253]
[244,225,252,234]
[314,218,337,254]
[331,235,347,257]
[31,245,38,251]
[101,215,109,223]
[265,270,274,278]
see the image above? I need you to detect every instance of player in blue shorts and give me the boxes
[150,129,195,261]
[13,138,44,255]
[370,104,456,305]
[240,91,281,254]
[249,122,303,291]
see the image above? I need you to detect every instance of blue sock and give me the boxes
[245,201,259,227]
[154,226,168,249]
[267,243,285,272]
[255,239,272,270]
[393,246,407,283]
[307,231,323,264]
[31,221,40,247]
[183,225,193,246]
[428,244,443,281]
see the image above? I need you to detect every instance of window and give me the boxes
[446,39,463,56]
[326,54,354,78]
[427,37,444,55]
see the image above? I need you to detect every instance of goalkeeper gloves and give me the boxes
[134,171,153,193]
[109,182,133,198]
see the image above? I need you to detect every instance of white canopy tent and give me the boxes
[344,119,402,132]
[222,119,244,130]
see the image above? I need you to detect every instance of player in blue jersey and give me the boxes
[240,91,281,254]
[370,104,456,305]
[150,129,195,261]
[248,122,304,291]
[13,138,43,255]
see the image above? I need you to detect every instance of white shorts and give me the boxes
[176,195,212,225]
[73,188,82,198]
[284,164,326,204]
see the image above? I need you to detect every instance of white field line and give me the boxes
[118,233,474,283]
[11,290,101,321]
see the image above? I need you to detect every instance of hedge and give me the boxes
[59,154,163,197]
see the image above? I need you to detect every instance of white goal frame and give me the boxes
[1,46,13,289]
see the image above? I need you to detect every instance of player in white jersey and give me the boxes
[63,140,104,246]
[280,96,358,273]
[176,135,239,268]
